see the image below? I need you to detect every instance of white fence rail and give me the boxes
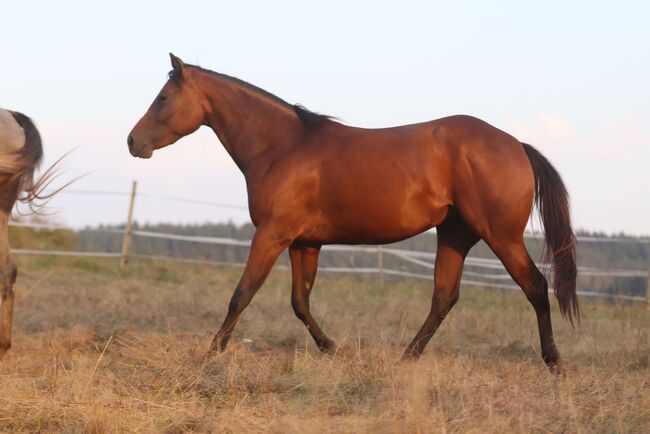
[8,183,650,303]
[9,222,650,303]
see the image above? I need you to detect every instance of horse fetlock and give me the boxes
[208,332,231,354]
[0,344,9,360]
[542,344,560,366]
[401,346,423,361]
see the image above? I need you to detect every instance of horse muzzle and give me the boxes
[127,135,153,159]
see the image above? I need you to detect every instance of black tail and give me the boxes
[522,143,579,324]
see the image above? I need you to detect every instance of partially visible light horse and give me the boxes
[0,108,44,359]
[129,54,578,371]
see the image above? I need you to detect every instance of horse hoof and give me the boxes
[318,338,337,353]
[401,348,422,361]
[547,361,563,375]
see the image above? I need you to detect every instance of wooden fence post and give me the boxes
[119,180,138,269]
[378,245,384,288]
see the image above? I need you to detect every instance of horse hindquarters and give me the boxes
[449,140,572,371]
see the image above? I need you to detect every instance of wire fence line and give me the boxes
[11,223,648,278]
[9,184,650,303]
[50,188,650,244]
[9,221,650,303]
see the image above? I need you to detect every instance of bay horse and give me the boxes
[128,54,578,371]
[0,108,44,359]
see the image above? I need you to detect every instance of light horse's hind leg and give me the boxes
[288,244,335,352]
[0,211,16,360]
[403,217,479,359]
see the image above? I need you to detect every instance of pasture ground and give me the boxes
[0,256,648,433]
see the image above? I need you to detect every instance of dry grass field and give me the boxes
[0,255,648,433]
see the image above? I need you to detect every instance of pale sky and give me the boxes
[2,1,649,235]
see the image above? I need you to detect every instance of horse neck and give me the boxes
[195,72,302,174]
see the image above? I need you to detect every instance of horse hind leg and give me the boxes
[487,237,560,371]
[403,216,479,359]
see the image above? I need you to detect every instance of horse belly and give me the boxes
[299,191,450,245]
[291,129,453,245]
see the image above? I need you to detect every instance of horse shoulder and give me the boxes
[246,150,320,224]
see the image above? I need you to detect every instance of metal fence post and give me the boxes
[378,245,384,287]
[119,181,138,269]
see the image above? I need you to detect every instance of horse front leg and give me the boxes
[0,211,16,360]
[0,260,16,360]
[209,227,292,354]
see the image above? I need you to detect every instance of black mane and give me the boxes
[178,65,336,129]
[293,104,336,128]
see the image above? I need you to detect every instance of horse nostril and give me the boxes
[127,135,134,150]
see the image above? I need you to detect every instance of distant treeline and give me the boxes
[10,221,650,297]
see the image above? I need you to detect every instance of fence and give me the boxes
[8,181,650,304]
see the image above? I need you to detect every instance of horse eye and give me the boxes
[158,95,168,103]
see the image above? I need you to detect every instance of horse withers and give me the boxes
[128,54,578,371]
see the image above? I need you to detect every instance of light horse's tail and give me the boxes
[0,111,59,213]
[521,143,579,324]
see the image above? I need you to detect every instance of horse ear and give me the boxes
[169,53,185,78]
